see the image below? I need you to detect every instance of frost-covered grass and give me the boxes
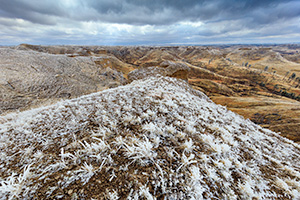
[0,76,300,199]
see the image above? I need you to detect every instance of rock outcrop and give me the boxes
[127,60,190,82]
[160,60,190,80]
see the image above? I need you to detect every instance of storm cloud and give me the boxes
[0,0,299,45]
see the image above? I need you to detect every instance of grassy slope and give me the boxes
[1,76,300,199]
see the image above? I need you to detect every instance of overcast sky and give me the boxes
[0,0,299,45]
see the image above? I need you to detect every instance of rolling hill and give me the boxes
[1,76,300,199]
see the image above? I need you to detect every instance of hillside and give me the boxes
[1,44,300,143]
[0,47,128,115]
[1,76,300,199]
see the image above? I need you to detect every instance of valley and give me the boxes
[2,44,299,142]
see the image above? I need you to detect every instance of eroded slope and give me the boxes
[0,47,126,115]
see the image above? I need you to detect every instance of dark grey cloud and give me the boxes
[0,0,298,26]
[78,0,298,25]
[0,0,65,25]
[0,0,299,45]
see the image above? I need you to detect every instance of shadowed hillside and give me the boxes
[0,47,128,115]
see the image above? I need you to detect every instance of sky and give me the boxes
[0,0,300,45]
